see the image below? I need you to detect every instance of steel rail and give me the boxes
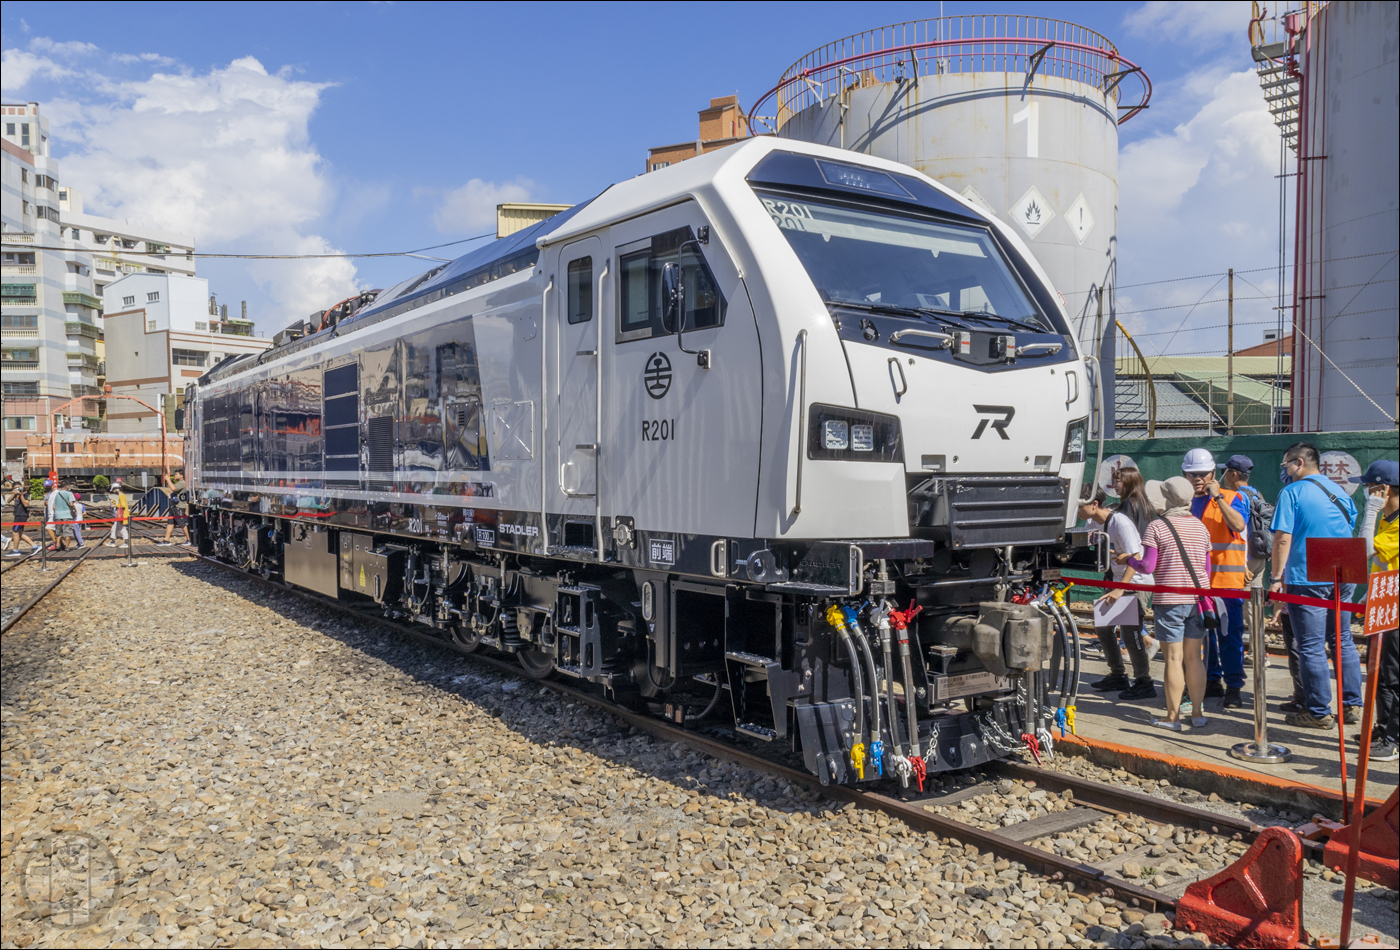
[0,547,41,575]
[1,544,98,636]
[192,553,1209,912]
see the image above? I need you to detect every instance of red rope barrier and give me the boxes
[1067,576,1367,613]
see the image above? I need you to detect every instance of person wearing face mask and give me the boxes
[1270,442,1361,729]
[1350,459,1398,761]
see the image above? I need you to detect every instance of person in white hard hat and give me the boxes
[1183,447,1250,709]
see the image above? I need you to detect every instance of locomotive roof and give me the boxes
[198,139,1052,389]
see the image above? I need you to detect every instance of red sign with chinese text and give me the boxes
[1363,570,1399,636]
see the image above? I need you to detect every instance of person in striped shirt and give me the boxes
[1127,477,1215,731]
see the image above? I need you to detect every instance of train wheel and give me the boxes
[517,646,555,680]
[450,626,484,654]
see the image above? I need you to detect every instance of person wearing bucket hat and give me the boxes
[1351,458,1398,761]
[1123,477,1214,730]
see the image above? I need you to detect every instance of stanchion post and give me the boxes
[125,509,134,568]
[1339,632,1382,947]
[1333,567,1350,821]
[1231,586,1292,763]
[40,510,48,572]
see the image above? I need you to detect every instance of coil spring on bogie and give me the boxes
[499,610,522,647]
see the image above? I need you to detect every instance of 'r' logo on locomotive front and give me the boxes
[644,352,672,399]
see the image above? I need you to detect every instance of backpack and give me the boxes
[1240,486,1275,560]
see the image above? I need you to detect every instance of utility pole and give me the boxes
[1227,267,1235,436]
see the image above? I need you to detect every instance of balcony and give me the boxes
[1,265,37,276]
[62,291,102,310]
[65,321,103,341]
[67,352,101,370]
[1,327,39,339]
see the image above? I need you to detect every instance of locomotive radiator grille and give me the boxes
[908,474,1069,549]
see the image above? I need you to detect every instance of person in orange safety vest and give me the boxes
[1183,447,1250,709]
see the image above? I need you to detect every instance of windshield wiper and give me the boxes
[920,308,1045,333]
[828,300,973,330]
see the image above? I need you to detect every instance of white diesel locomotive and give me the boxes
[187,139,1100,786]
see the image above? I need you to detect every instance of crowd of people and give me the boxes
[0,471,191,555]
[1079,443,1399,762]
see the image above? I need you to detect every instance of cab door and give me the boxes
[553,238,605,550]
[604,203,762,550]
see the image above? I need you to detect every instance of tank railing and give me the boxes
[752,15,1150,133]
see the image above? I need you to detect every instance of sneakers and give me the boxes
[1119,678,1157,701]
[1142,636,1161,662]
[155,540,172,546]
[1151,718,1183,731]
[1190,716,1210,728]
[1369,740,1399,762]
[1204,679,1226,698]
[1342,706,1361,726]
[1285,709,1336,729]
[4,550,22,557]
[1091,673,1132,692]
[1222,687,1244,709]
[104,540,116,547]
[1279,699,1305,714]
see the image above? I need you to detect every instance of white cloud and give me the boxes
[433,177,535,234]
[1117,66,1286,356]
[0,49,75,87]
[29,38,101,56]
[1124,1,1255,46]
[18,47,360,327]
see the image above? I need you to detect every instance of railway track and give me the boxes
[192,553,1312,916]
[0,521,194,634]
[0,544,98,634]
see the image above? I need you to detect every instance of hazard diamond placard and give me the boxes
[1363,569,1399,636]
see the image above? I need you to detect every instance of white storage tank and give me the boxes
[1290,0,1399,432]
[756,16,1149,431]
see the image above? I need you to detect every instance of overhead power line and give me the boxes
[0,231,497,261]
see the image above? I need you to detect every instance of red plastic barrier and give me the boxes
[1322,788,1400,891]
[1177,826,1305,949]
[1068,575,1367,613]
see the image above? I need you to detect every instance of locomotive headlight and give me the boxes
[1063,417,1088,463]
[808,405,903,462]
[822,419,850,450]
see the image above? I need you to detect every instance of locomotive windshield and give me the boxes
[756,191,1054,333]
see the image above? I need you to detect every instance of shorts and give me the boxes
[1153,602,1207,644]
[173,512,189,527]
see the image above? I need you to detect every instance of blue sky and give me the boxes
[3,1,1282,353]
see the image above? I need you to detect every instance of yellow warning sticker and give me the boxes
[359,564,366,588]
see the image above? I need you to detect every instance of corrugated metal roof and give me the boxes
[1115,378,1215,426]
[1173,369,1281,406]
[1115,355,1290,377]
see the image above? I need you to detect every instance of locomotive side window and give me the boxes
[567,257,593,324]
[323,363,360,476]
[617,226,726,342]
[437,341,488,471]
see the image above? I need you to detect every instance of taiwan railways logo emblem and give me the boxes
[22,832,120,929]
[644,352,672,399]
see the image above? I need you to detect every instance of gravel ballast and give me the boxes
[0,558,1385,948]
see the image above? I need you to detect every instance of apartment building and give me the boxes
[2,101,102,477]
[102,272,270,434]
[58,187,196,299]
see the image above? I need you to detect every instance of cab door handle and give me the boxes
[888,357,908,398]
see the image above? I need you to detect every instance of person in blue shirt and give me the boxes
[1269,441,1361,729]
